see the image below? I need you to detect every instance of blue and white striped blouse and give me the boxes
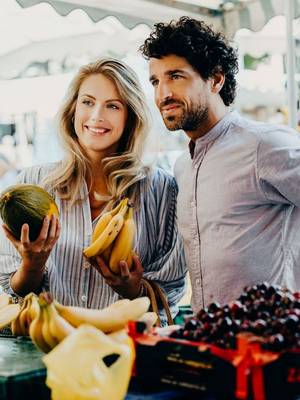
[0,163,187,321]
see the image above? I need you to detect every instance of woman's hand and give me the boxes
[90,253,144,299]
[2,215,61,273]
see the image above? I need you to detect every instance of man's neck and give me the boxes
[186,104,229,142]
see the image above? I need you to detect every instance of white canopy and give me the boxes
[2,0,300,127]
[15,0,300,37]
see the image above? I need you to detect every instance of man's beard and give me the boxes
[163,103,208,132]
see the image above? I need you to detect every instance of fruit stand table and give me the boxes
[0,335,213,400]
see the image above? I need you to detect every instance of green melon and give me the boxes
[0,184,59,241]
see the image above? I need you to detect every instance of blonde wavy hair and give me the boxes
[43,58,150,209]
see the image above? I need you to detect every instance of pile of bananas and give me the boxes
[83,198,136,274]
[7,292,151,353]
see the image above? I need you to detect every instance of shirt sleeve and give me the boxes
[257,126,300,207]
[138,168,187,323]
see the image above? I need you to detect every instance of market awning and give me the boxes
[15,0,300,37]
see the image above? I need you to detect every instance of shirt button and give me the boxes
[83,261,90,269]
[191,201,196,207]
[81,295,87,302]
[195,278,201,285]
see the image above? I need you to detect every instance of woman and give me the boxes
[0,58,186,322]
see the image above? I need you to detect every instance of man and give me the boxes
[140,17,300,311]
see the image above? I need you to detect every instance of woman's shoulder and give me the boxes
[17,162,61,185]
[147,166,176,185]
[142,167,177,196]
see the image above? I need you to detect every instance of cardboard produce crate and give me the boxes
[128,322,300,400]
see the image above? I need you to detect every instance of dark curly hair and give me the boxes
[140,17,239,106]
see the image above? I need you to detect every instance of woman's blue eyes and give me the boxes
[82,100,119,109]
[82,99,93,106]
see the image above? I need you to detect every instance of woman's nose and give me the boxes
[91,106,104,122]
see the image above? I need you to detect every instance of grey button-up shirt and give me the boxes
[175,110,300,311]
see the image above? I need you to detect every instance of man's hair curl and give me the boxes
[140,17,239,106]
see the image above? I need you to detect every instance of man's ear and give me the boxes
[211,72,225,94]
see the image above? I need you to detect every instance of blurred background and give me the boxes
[1,0,300,190]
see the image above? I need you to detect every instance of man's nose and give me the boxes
[156,82,173,104]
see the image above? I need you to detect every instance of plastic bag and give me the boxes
[43,324,135,400]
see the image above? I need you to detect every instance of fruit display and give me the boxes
[170,283,300,352]
[0,291,151,353]
[83,197,136,273]
[0,184,59,241]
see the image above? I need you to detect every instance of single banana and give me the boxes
[102,242,114,264]
[138,312,158,327]
[14,296,31,336]
[54,296,150,333]
[29,301,51,353]
[109,206,135,274]
[18,303,30,336]
[47,302,75,343]
[92,198,128,242]
[83,208,127,258]
[0,293,12,309]
[41,306,59,350]
[100,202,129,251]
[11,316,23,336]
[27,294,40,326]
[0,304,20,330]
[107,299,131,309]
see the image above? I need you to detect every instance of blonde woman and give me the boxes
[0,58,186,323]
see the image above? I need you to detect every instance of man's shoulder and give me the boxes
[230,113,300,147]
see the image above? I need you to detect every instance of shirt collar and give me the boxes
[189,110,239,159]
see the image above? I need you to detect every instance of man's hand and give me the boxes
[2,214,61,272]
[90,253,144,299]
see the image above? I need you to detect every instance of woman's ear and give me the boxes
[211,72,225,94]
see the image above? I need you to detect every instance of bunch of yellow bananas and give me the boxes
[27,293,150,353]
[83,197,136,274]
[29,293,75,353]
[11,292,39,336]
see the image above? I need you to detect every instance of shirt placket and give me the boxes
[80,186,93,308]
[191,147,207,309]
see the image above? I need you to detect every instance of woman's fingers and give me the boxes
[20,223,30,246]
[48,215,57,240]
[119,261,130,281]
[55,218,61,241]
[132,253,144,273]
[94,256,112,278]
[45,215,60,247]
[36,216,51,243]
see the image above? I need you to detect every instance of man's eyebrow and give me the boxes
[149,69,187,81]
[167,69,187,75]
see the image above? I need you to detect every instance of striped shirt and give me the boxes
[0,164,187,321]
